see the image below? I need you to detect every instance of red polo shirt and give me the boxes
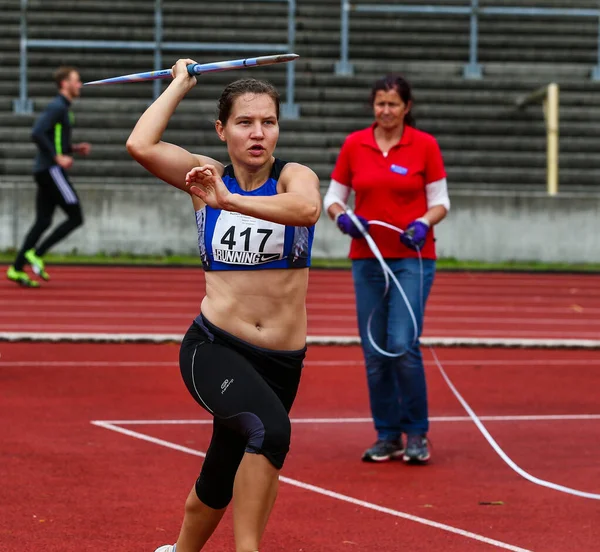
[331,123,446,260]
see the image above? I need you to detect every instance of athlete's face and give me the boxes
[217,93,279,166]
[373,88,411,130]
[62,71,83,99]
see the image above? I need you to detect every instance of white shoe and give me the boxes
[154,546,175,552]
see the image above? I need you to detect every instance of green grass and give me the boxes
[1,249,599,272]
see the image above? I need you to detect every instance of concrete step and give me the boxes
[4,111,599,138]
[443,166,600,187]
[0,158,335,180]
[0,126,349,148]
[299,14,599,36]
[310,29,599,51]
[4,124,599,155]
[2,158,599,188]
[7,96,561,124]
[5,26,599,61]
[4,46,596,85]
[19,0,287,15]
[5,9,289,28]
[0,143,337,164]
[6,173,582,194]
[22,24,289,44]
[4,141,599,173]
[12,84,600,113]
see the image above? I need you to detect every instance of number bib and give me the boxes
[211,210,285,265]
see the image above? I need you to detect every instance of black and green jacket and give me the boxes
[31,93,74,173]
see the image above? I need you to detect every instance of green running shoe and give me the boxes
[6,266,40,288]
[25,249,49,280]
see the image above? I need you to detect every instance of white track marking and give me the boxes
[2,332,600,348]
[91,421,532,552]
[421,330,600,339]
[4,311,190,320]
[91,414,600,426]
[306,314,599,327]
[0,361,177,367]
[3,359,600,368]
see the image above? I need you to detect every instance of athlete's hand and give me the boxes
[171,58,198,89]
[73,142,91,156]
[55,154,73,170]
[185,165,232,209]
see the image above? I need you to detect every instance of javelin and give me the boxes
[83,53,299,86]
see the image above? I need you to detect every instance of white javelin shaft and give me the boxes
[83,53,300,86]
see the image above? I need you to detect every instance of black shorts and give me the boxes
[179,315,305,469]
[34,166,80,208]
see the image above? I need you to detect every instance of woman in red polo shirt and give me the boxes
[324,75,450,464]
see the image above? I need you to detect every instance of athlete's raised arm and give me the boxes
[126,58,223,192]
[186,162,321,227]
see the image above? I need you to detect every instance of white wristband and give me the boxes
[416,217,430,227]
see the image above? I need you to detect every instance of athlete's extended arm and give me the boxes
[186,163,321,227]
[126,58,223,192]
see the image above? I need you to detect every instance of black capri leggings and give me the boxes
[179,315,305,510]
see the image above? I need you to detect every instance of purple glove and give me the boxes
[336,213,369,239]
[400,219,430,250]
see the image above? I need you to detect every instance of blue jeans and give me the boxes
[352,258,436,439]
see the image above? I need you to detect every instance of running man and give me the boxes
[6,66,91,287]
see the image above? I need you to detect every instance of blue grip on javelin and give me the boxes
[186,58,260,76]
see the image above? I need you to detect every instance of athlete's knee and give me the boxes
[186,483,225,515]
[69,208,83,228]
[35,215,53,232]
[249,413,291,470]
[195,469,234,510]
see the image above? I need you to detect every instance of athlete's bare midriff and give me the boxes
[200,268,309,351]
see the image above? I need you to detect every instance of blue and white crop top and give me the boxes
[195,158,315,271]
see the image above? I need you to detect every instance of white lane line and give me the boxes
[91,414,600,426]
[3,359,600,368]
[91,421,532,552]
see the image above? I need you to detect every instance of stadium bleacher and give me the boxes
[2,0,600,192]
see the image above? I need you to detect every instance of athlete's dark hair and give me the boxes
[217,78,280,124]
[53,66,79,89]
[369,74,416,127]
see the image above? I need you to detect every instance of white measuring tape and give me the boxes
[342,207,600,501]
[345,208,421,358]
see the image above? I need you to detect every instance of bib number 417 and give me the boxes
[212,212,285,265]
[220,226,273,252]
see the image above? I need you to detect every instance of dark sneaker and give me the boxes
[403,434,430,464]
[362,438,404,462]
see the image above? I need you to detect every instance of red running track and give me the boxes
[1,343,599,551]
[1,265,600,340]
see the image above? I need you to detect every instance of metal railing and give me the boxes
[336,1,600,80]
[14,0,300,118]
[516,83,560,196]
